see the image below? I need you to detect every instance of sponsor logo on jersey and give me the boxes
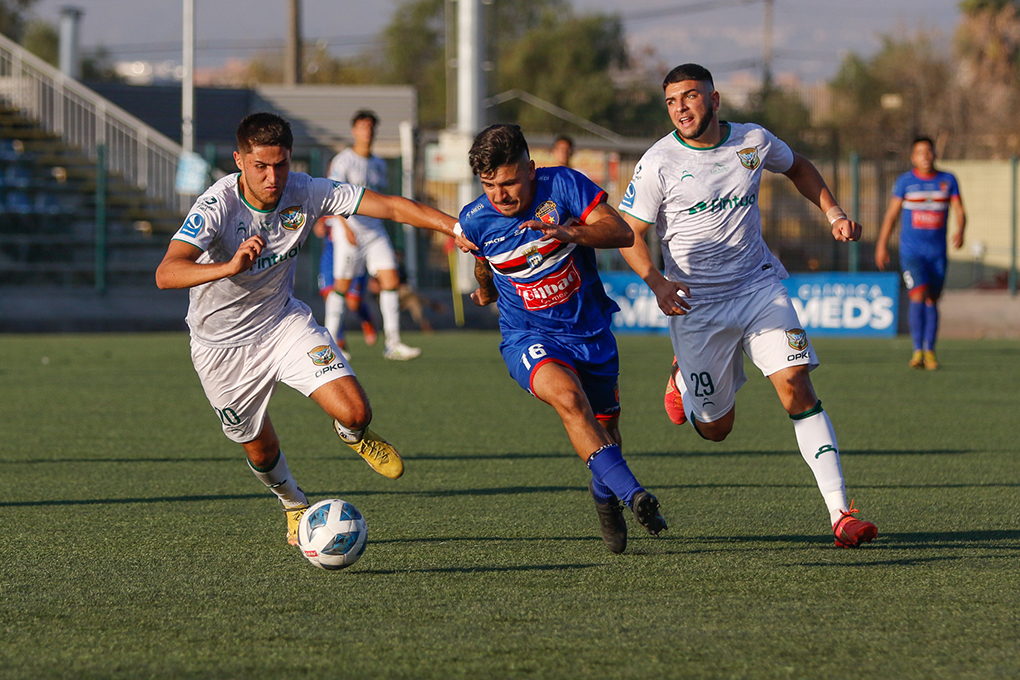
[179,213,204,238]
[737,146,761,170]
[467,203,485,218]
[513,259,581,310]
[688,193,756,215]
[308,345,336,366]
[786,328,808,351]
[536,200,559,225]
[280,206,305,231]
[199,196,218,209]
[711,163,728,175]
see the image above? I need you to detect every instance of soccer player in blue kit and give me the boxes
[458,123,667,554]
[875,137,966,370]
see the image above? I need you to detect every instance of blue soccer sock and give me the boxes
[586,444,642,506]
[923,303,939,351]
[908,301,925,351]
[590,474,615,503]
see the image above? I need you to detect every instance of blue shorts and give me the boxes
[901,252,946,295]
[500,329,621,419]
[318,240,334,296]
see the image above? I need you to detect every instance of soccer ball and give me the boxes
[297,498,368,570]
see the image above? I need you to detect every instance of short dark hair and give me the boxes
[351,109,378,127]
[554,134,574,148]
[469,124,530,176]
[912,136,935,151]
[663,63,714,90]
[236,112,293,153]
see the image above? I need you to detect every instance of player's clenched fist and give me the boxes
[231,235,266,274]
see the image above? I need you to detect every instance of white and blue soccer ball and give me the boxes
[298,498,368,570]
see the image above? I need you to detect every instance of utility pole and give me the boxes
[182,0,194,152]
[285,0,302,86]
[762,0,774,94]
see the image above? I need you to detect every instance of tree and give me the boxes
[827,32,952,158]
[0,0,36,42]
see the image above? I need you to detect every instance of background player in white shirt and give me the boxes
[618,63,878,549]
[326,110,420,361]
[155,112,465,547]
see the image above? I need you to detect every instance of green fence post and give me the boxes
[849,151,860,273]
[1011,157,1018,296]
[308,146,324,293]
[95,143,107,294]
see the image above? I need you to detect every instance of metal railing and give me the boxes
[0,31,189,213]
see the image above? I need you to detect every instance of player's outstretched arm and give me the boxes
[874,197,903,271]
[356,190,477,249]
[521,202,634,249]
[619,213,690,316]
[155,236,265,290]
[470,258,499,306]
[783,153,862,243]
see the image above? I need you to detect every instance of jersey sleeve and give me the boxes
[947,173,961,198]
[619,155,664,224]
[315,177,365,220]
[556,167,606,223]
[892,173,909,199]
[171,192,225,252]
[761,127,795,174]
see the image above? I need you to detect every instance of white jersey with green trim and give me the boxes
[171,171,364,347]
[327,148,388,238]
[620,122,795,302]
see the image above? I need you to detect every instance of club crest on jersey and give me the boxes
[279,206,305,231]
[536,200,559,225]
[737,146,761,170]
[786,328,808,351]
[308,345,336,366]
[521,246,545,269]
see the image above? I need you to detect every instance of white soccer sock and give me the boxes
[324,291,344,343]
[334,421,365,445]
[380,289,401,347]
[247,451,307,509]
[791,405,848,525]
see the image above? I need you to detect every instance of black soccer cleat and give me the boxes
[630,490,668,537]
[589,480,627,554]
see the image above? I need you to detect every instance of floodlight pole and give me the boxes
[182,0,194,152]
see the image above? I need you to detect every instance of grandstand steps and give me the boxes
[1,104,184,287]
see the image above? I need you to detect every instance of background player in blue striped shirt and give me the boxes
[459,124,667,554]
[875,137,967,370]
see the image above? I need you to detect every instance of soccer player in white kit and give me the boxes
[618,64,878,548]
[326,110,420,361]
[155,113,465,546]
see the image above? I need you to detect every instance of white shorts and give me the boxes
[669,279,817,423]
[190,306,355,443]
[331,221,397,281]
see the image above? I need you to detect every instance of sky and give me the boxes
[29,0,964,87]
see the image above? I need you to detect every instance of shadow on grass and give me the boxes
[355,562,604,576]
[0,448,983,467]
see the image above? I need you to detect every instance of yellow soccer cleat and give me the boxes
[908,350,925,369]
[923,350,939,370]
[285,504,309,546]
[335,422,404,479]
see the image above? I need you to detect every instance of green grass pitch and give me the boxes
[1,331,1018,679]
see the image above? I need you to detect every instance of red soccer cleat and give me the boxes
[361,320,378,346]
[833,499,878,548]
[664,357,687,425]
